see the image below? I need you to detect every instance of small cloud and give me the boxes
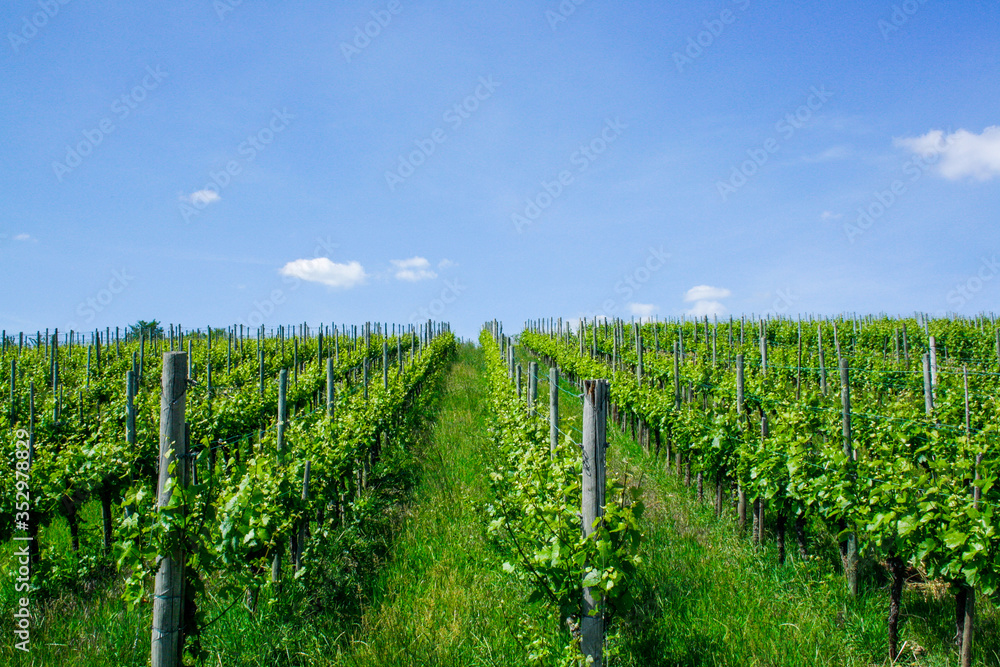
[13,233,34,241]
[802,146,852,163]
[627,303,656,318]
[180,189,221,206]
[895,127,1000,181]
[683,285,731,302]
[686,300,727,317]
[279,258,367,289]
[820,211,842,220]
[391,256,437,282]
[437,258,457,270]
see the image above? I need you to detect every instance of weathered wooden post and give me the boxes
[9,357,15,423]
[818,325,827,395]
[528,361,538,415]
[125,370,137,517]
[363,358,369,401]
[273,369,288,584]
[581,378,608,667]
[151,352,187,667]
[759,319,767,376]
[841,358,858,597]
[326,358,335,419]
[736,354,746,533]
[929,335,939,386]
[922,354,934,415]
[549,367,559,458]
[672,341,681,409]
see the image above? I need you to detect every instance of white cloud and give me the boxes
[279,258,366,289]
[820,211,842,220]
[437,258,457,269]
[895,127,1000,181]
[180,189,221,206]
[686,300,728,317]
[627,303,656,318]
[391,256,437,282]
[13,233,33,241]
[683,285,731,302]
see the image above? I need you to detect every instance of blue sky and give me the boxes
[2,0,999,341]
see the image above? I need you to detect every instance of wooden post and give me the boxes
[636,324,643,383]
[277,369,288,455]
[922,354,934,415]
[151,352,187,667]
[125,370,137,517]
[51,329,59,422]
[995,329,1000,371]
[516,364,522,400]
[326,358,335,419]
[8,357,15,423]
[295,461,311,573]
[759,319,767,376]
[581,379,608,667]
[929,335,939,386]
[528,361,538,415]
[273,369,288,584]
[796,322,802,400]
[383,341,388,389]
[673,342,680,409]
[961,589,975,667]
[258,347,264,396]
[549,367,559,458]
[736,354,746,533]
[841,358,858,596]
[818,325,827,395]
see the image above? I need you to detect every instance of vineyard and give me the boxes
[1,315,999,666]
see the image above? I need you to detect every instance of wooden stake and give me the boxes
[528,361,538,415]
[841,358,858,596]
[581,379,608,667]
[151,352,187,667]
[549,367,559,458]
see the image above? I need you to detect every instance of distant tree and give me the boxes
[129,320,163,340]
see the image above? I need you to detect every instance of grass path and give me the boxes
[330,342,533,666]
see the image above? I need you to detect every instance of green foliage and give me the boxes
[480,328,643,664]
